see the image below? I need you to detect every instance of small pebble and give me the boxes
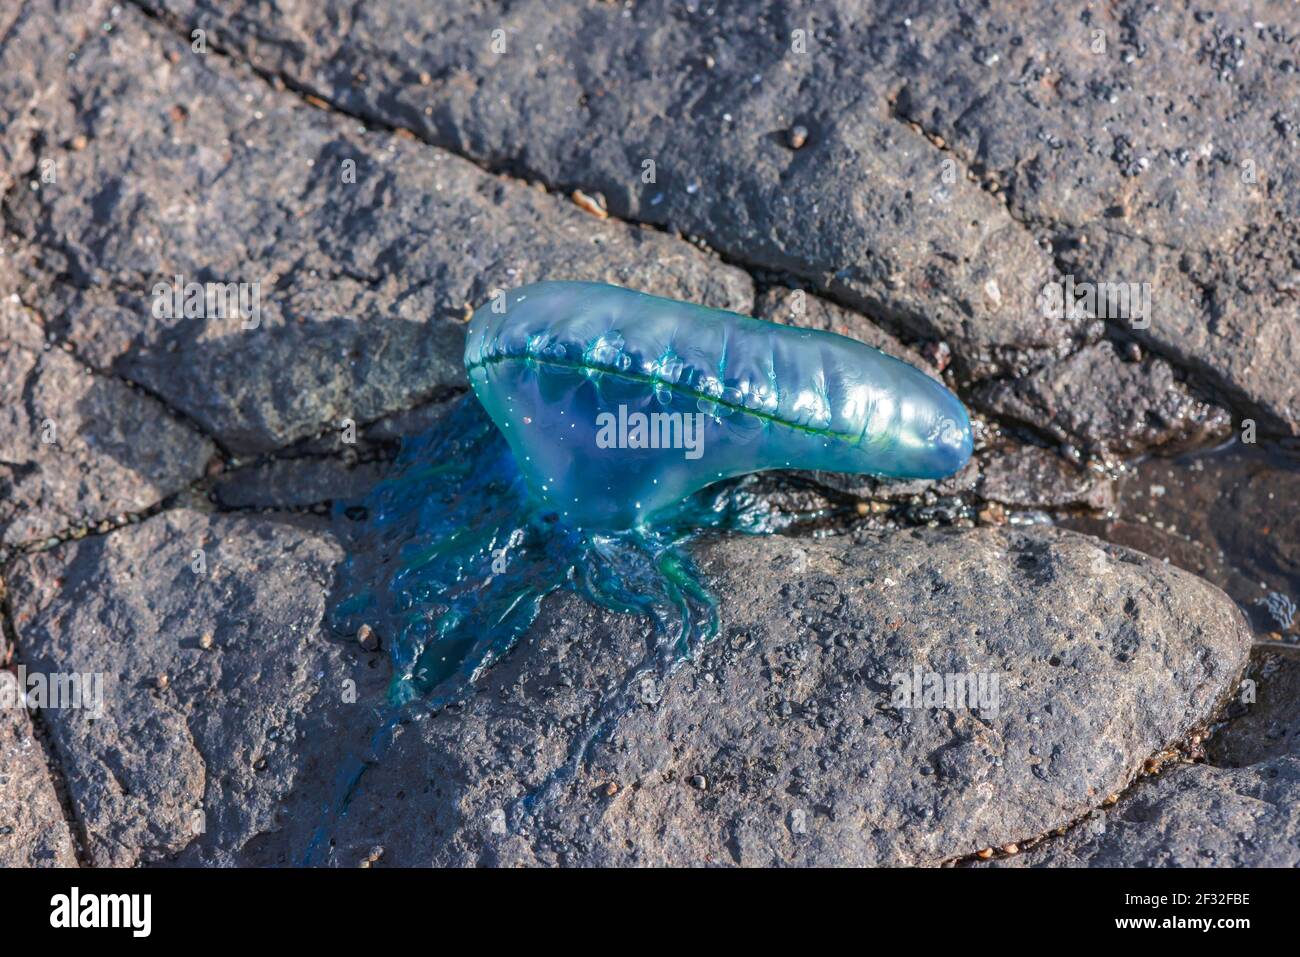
[690,774,707,790]
[921,340,951,372]
[358,623,380,651]
[199,632,214,650]
[571,189,608,219]
[787,125,808,149]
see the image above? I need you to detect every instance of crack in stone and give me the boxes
[6,1,1228,482]
[117,4,994,378]
[0,581,94,866]
[121,0,1261,459]
[944,741,1197,867]
[0,383,467,554]
[885,92,1281,434]
[62,342,234,461]
[944,648,1255,867]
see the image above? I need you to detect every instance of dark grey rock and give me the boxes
[985,646,1300,867]
[6,509,385,866]
[212,456,388,509]
[2,2,753,456]
[975,342,1231,457]
[1066,446,1300,639]
[977,444,1114,511]
[810,456,981,505]
[1202,461,1300,632]
[357,394,459,444]
[302,526,1249,866]
[985,757,1300,867]
[135,0,1077,380]
[0,706,78,867]
[0,294,216,546]
[135,0,1300,436]
[891,2,1300,433]
[808,440,1111,515]
[1209,647,1300,768]
[0,0,108,202]
[0,0,1287,871]
[3,510,1254,867]
[754,286,940,380]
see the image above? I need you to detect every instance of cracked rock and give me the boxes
[212,457,389,510]
[0,0,1288,872]
[135,0,1073,379]
[140,0,1300,435]
[0,293,216,546]
[977,444,1114,512]
[0,705,78,867]
[992,757,1300,867]
[2,1,752,455]
[975,342,1231,457]
[5,508,382,866]
[986,647,1300,867]
[755,286,940,379]
[298,526,1249,866]
[890,1,1300,432]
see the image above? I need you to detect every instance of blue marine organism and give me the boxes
[316,282,975,856]
[330,396,789,705]
[1256,591,1297,631]
[334,281,972,705]
[466,281,973,529]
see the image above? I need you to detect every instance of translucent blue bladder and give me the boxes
[334,281,972,704]
[467,281,972,530]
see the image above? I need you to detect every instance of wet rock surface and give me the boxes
[0,0,1294,867]
[1065,444,1300,641]
[1211,647,1300,768]
[977,443,1114,512]
[980,647,1300,867]
[974,342,1232,458]
[211,456,391,511]
[302,528,1249,867]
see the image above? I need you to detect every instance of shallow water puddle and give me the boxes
[1064,439,1300,644]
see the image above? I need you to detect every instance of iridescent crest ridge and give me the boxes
[466,281,973,528]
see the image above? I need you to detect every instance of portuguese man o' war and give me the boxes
[467,281,972,529]
[310,281,973,858]
[332,281,972,705]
